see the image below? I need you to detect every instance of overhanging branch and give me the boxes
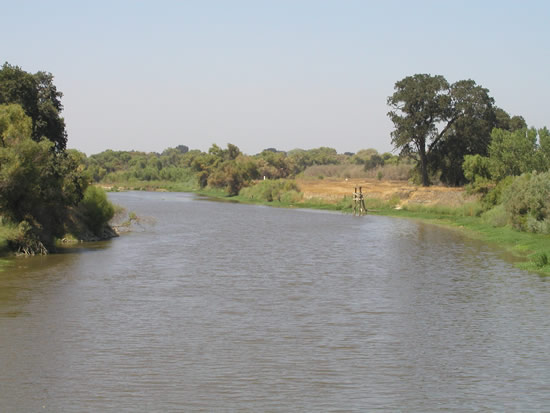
[428,115,459,153]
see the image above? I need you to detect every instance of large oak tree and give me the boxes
[387,74,495,186]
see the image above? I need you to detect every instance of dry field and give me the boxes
[296,178,478,207]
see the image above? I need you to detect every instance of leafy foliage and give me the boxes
[0,63,67,151]
[502,172,550,233]
[488,128,542,180]
[0,103,32,146]
[0,106,86,249]
[82,143,407,195]
[78,186,115,236]
[0,102,113,253]
[387,74,496,186]
[239,180,302,203]
[463,154,492,194]
[207,154,259,195]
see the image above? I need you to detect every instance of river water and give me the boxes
[1,191,549,412]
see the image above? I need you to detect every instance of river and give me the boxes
[1,191,549,412]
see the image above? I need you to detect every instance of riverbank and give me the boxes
[80,179,550,276]
[221,179,550,276]
[0,205,118,260]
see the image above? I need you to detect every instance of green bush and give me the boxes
[239,180,301,203]
[6,220,47,255]
[279,190,303,204]
[78,186,115,235]
[533,252,549,268]
[0,117,87,251]
[502,172,550,233]
[526,217,550,234]
[481,176,513,210]
[481,204,508,227]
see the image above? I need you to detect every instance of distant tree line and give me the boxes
[80,144,404,195]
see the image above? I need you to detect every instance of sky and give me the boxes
[3,0,549,155]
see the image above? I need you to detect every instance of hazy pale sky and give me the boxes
[3,0,549,155]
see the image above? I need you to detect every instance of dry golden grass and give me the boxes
[302,163,413,180]
[296,178,478,207]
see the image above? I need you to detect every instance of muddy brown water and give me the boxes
[1,191,549,412]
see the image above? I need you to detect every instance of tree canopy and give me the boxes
[0,104,86,250]
[0,62,67,151]
[387,74,496,186]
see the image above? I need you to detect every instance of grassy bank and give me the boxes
[376,204,550,275]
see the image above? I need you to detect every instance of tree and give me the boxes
[0,108,83,249]
[0,63,67,151]
[0,103,32,147]
[494,107,527,131]
[0,104,101,253]
[462,154,492,193]
[387,74,451,186]
[286,147,340,174]
[488,128,542,180]
[430,80,496,185]
[387,74,495,186]
[175,144,189,154]
[538,127,550,167]
[257,150,293,179]
[350,148,379,165]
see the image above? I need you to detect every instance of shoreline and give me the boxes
[3,181,548,276]
[99,181,550,276]
[196,186,550,277]
[102,181,549,276]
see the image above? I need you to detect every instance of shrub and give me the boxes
[239,180,301,203]
[481,204,508,227]
[481,176,513,210]
[367,163,413,181]
[6,220,47,255]
[502,172,550,233]
[78,186,115,235]
[526,217,550,234]
[533,252,549,268]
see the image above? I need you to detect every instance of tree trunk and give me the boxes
[419,146,430,187]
